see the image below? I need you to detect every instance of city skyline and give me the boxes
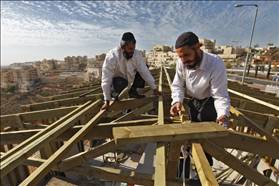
[1,1,279,65]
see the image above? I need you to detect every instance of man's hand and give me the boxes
[216,115,229,128]
[170,102,182,116]
[101,100,110,110]
[153,89,161,96]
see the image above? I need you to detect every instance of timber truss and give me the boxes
[1,67,279,186]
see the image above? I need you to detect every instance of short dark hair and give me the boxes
[175,32,199,49]
[121,32,136,47]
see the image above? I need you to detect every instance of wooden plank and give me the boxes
[237,108,278,128]
[230,89,279,103]
[202,141,278,186]
[154,67,166,186]
[49,87,101,100]
[18,88,129,185]
[228,88,279,112]
[230,97,279,115]
[22,93,102,111]
[0,101,90,160]
[228,81,279,103]
[230,106,279,147]
[19,101,108,185]
[58,84,100,94]
[166,141,182,179]
[109,102,154,122]
[108,96,157,112]
[164,66,183,180]
[21,106,78,123]
[68,165,185,186]
[58,140,117,171]
[0,100,100,178]
[1,103,88,162]
[23,157,46,168]
[192,143,219,186]
[154,142,166,186]
[0,118,157,145]
[207,131,279,159]
[1,106,78,129]
[0,129,41,145]
[113,123,228,145]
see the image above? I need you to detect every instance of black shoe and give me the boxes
[129,91,146,99]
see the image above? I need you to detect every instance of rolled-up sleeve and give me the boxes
[171,61,185,105]
[210,58,231,118]
[101,53,116,101]
[136,53,156,90]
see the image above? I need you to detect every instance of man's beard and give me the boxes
[185,50,202,69]
[123,51,134,60]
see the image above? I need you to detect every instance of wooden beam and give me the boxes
[0,106,78,129]
[109,102,155,122]
[228,81,279,102]
[113,123,228,145]
[230,97,279,115]
[192,143,219,186]
[23,123,48,129]
[1,129,40,145]
[237,108,279,128]
[23,157,46,168]
[108,96,157,112]
[19,100,108,185]
[68,165,185,186]
[166,141,182,179]
[18,88,129,185]
[0,118,157,145]
[154,67,166,186]
[207,131,279,159]
[58,140,117,171]
[202,141,278,186]
[1,100,91,161]
[164,67,186,180]
[0,100,101,178]
[49,87,101,100]
[20,106,78,123]
[228,89,279,112]
[230,106,279,147]
[21,93,102,111]
[59,83,100,94]
[155,143,166,186]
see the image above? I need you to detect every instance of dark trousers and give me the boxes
[111,72,145,97]
[178,97,217,178]
[188,97,217,122]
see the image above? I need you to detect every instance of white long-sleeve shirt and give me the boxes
[101,47,156,101]
[171,51,231,118]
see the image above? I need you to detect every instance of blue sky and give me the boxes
[1,1,279,65]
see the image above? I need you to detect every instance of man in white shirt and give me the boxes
[101,32,159,110]
[170,32,231,178]
[170,31,230,125]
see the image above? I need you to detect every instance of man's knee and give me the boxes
[112,77,128,93]
[132,72,145,88]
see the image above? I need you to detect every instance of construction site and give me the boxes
[0,67,278,186]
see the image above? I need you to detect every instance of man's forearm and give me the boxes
[101,83,112,101]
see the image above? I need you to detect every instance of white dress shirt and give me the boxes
[171,51,230,118]
[101,47,156,101]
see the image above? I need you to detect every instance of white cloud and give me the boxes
[1,1,278,65]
